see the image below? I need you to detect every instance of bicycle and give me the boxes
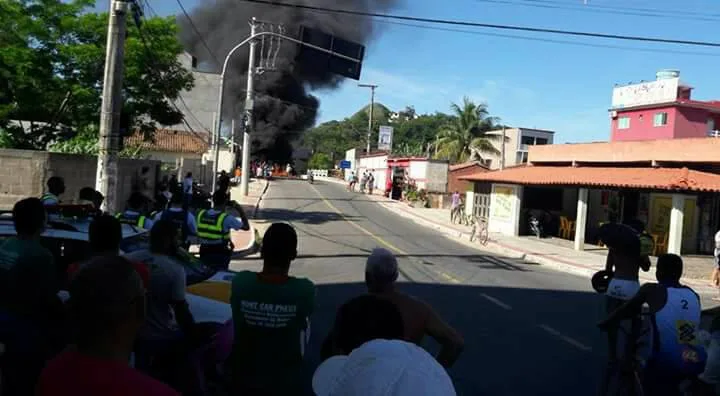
[599,305,652,396]
[469,216,489,246]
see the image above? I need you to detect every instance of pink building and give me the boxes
[610,70,720,141]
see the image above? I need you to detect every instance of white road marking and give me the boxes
[479,293,512,310]
[538,324,592,352]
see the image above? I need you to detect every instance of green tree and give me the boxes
[393,112,454,156]
[48,126,144,158]
[0,0,193,149]
[308,153,333,169]
[434,97,501,163]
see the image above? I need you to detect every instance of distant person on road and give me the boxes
[116,192,154,230]
[182,172,193,208]
[362,248,464,368]
[218,170,231,200]
[153,193,197,250]
[227,223,315,395]
[41,176,65,206]
[599,254,706,395]
[314,294,457,396]
[360,172,367,194]
[450,191,462,222]
[367,171,375,195]
[197,191,249,270]
[36,256,180,396]
[602,222,652,362]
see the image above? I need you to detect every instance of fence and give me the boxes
[308,169,329,177]
[473,193,491,219]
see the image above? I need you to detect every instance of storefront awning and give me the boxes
[459,166,720,192]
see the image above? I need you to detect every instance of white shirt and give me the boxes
[714,230,720,251]
[182,177,193,194]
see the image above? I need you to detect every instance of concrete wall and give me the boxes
[358,154,388,192]
[425,161,449,193]
[168,53,221,134]
[674,107,715,139]
[611,107,678,142]
[488,183,523,236]
[448,165,488,193]
[0,149,160,210]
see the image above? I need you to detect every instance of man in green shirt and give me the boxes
[228,222,315,395]
[0,198,61,321]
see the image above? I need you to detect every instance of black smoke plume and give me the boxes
[178,0,398,162]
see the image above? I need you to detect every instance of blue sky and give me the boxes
[142,0,720,143]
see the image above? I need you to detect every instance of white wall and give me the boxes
[488,183,523,236]
[358,154,388,193]
[425,161,449,193]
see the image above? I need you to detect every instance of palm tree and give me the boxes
[434,97,501,164]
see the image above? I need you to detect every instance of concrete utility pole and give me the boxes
[358,84,378,154]
[239,18,258,197]
[96,0,129,214]
[500,125,506,170]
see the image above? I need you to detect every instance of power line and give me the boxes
[239,0,720,48]
[377,19,720,58]
[524,0,720,19]
[173,0,222,68]
[474,0,720,22]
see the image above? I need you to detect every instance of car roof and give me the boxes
[0,215,147,240]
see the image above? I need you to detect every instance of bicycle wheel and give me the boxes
[469,225,477,242]
[478,224,489,245]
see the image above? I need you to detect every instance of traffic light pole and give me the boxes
[96,0,129,214]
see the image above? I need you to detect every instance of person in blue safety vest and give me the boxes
[41,177,65,207]
[197,190,249,270]
[116,192,154,230]
[152,192,197,250]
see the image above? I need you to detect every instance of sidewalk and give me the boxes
[317,176,719,297]
[226,178,269,255]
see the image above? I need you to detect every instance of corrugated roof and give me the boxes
[125,129,210,155]
[459,165,720,192]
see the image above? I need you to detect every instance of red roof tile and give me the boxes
[459,166,720,192]
[125,129,210,155]
[449,161,489,171]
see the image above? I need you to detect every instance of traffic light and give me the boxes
[296,26,365,80]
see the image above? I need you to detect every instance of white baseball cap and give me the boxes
[312,339,457,396]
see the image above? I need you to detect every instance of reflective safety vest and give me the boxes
[115,212,147,228]
[197,210,230,241]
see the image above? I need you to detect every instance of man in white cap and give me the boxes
[313,294,456,396]
[365,247,464,368]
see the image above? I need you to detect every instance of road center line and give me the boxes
[479,293,512,310]
[538,324,592,352]
[307,183,465,285]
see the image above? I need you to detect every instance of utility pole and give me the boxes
[239,18,258,197]
[500,125,506,170]
[96,0,129,214]
[358,84,378,154]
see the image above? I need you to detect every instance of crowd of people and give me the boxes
[0,188,466,395]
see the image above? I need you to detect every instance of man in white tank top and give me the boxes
[599,254,707,395]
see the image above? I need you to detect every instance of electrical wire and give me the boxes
[524,0,720,19]
[473,0,720,23]
[376,19,720,58]
[174,0,222,68]
[238,0,720,48]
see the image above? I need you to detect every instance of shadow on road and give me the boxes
[294,281,605,396]
[258,208,362,225]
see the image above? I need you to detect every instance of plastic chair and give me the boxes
[559,216,576,239]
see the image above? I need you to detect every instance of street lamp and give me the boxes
[358,84,378,155]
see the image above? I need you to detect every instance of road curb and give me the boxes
[234,178,270,257]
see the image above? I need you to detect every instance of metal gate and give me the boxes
[473,193,490,219]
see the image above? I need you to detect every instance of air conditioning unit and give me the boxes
[610,110,618,119]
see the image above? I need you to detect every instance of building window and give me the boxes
[516,151,529,164]
[653,112,668,127]
[617,117,630,129]
[520,136,535,145]
[535,137,548,145]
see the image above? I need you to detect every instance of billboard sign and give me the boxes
[378,126,393,151]
[611,77,679,109]
[339,160,351,169]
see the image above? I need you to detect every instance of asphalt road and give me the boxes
[230,179,607,396]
